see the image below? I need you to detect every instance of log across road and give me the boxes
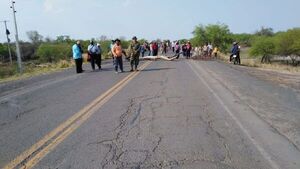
[0,58,300,169]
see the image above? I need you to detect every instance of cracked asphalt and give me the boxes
[0,58,300,169]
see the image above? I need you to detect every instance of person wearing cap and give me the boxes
[128,36,141,71]
[112,39,126,73]
[231,42,240,64]
[72,41,84,73]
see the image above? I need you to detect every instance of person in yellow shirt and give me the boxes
[112,39,127,73]
[213,47,218,58]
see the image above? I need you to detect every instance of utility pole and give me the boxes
[10,0,22,73]
[1,20,13,64]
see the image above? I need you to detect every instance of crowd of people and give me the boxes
[72,37,240,74]
[193,43,218,58]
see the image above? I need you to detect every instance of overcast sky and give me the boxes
[0,0,299,42]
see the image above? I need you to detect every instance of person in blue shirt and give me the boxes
[231,42,241,64]
[72,41,84,73]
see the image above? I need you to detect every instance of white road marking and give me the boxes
[187,60,281,169]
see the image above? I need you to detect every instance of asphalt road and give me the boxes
[0,57,300,169]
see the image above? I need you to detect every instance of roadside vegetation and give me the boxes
[191,24,300,72]
[1,25,300,81]
[0,33,133,82]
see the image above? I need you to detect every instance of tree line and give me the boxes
[191,24,300,65]
[1,25,300,66]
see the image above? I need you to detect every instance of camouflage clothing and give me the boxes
[129,41,141,70]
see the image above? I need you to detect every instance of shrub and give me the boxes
[36,43,72,63]
[250,37,276,63]
[276,28,300,56]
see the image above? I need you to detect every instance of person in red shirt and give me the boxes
[152,42,158,56]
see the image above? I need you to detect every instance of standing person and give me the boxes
[213,46,218,58]
[129,36,141,71]
[203,43,208,57]
[237,45,241,64]
[88,41,100,71]
[110,40,115,65]
[72,41,84,74]
[149,42,153,56]
[162,42,167,55]
[186,41,192,59]
[182,43,187,57]
[172,41,175,53]
[141,42,148,57]
[96,43,102,69]
[112,39,126,73]
[152,42,158,56]
[175,42,181,59]
[230,42,240,63]
[208,43,213,57]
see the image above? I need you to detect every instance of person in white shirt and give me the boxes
[88,41,101,71]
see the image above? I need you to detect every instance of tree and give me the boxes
[26,31,43,44]
[276,28,300,56]
[255,27,274,37]
[205,24,232,51]
[56,35,71,43]
[44,37,53,43]
[0,43,9,62]
[191,23,232,52]
[191,25,208,46]
[250,37,276,63]
[232,33,253,47]
[99,35,108,41]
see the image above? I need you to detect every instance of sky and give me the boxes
[0,0,299,42]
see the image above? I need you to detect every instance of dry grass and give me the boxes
[0,60,75,83]
[218,53,300,73]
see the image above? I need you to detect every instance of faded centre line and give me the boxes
[3,61,152,169]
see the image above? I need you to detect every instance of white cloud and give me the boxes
[43,0,69,14]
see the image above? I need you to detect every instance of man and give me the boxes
[72,41,83,74]
[175,42,181,59]
[231,42,240,64]
[172,41,175,53]
[88,41,101,70]
[112,39,126,73]
[96,43,102,69]
[152,42,158,56]
[208,43,213,57]
[110,40,115,65]
[186,41,192,59]
[141,42,148,57]
[129,36,141,71]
